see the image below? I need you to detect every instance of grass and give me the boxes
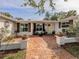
[3,50,26,59]
[63,43,79,58]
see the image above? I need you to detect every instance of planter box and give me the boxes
[0,40,27,50]
[56,36,79,45]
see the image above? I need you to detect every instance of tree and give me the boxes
[56,11,67,19]
[23,0,67,14]
[66,21,79,37]
[44,10,77,20]
[15,17,24,20]
[0,12,13,18]
[45,12,50,18]
[50,14,58,20]
[44,12,50,20]
[66,10,77,17]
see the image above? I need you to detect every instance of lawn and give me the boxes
[63,43,79,58]
[3,50,26,59]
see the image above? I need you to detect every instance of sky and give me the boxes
[0,0,79,20]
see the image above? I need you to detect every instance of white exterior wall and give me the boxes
[17,22,60,35]
[45,23,55,34]
[0,18,14,36]
[54,22,60,33]
[17,23,33,36]
[8,21,14,35]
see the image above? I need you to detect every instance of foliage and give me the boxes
[66,21,79,37]
[56,32,65,37]
[44,10,77,20]
[23,0,67,14]
[4,56,14,59]
[3,50,26,59]
[45,12,50,19]
[64,43,79,58]
[0,28,10,39]
[43,18,49,20]
[2,36,14,42]
[0,12,13,17]
[66,26,75,37]
[50,14,58,20]
[43,12,51,20]
[66,10,77,17]
[15,17,24,20]
[0,27,10,47]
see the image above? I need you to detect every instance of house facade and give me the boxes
[15,20,59,35]
[0,13,79,36]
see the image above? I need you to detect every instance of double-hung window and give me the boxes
[36,24,43,31]
[20,24,28,32]
[62,22,69,27]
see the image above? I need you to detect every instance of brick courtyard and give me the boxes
[26,35,77,59]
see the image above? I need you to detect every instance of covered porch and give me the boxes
[15,20,59,35]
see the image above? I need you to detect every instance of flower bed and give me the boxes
[63,43,79,58]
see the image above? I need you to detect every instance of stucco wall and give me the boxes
[0,17,14,36]
[45,23,55,34]
[17,23,33,35]
[54,22,60,33]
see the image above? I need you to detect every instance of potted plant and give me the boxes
[22,35,27,40]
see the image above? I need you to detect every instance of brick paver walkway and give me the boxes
[26,36,77,59]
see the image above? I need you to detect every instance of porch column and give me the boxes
[31,23,33,35]
[43,23,45,31]
[55,22,60,33]
[16,23,20,33]
[53,23,55,31]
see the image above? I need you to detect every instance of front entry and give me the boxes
[33,23,45,35]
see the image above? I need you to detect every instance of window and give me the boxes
[20,24,28,32]
[36,24,43,31]
[62,22,69,27]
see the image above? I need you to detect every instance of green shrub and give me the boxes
[65,43,79,58]
[4,55,14,59]
[56,32,65,37]
[67,32,76,37]
[2,36,14,42]
[3,50,25,59]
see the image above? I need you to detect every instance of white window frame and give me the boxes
[20,24,29,32]
[36,24,43,31]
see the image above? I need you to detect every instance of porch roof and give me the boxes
[1,13,79,23]
[0,14,16,22]
[15,15,79,23]
[15,20,59,23]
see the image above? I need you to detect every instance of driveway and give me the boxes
[26,35,77,59]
